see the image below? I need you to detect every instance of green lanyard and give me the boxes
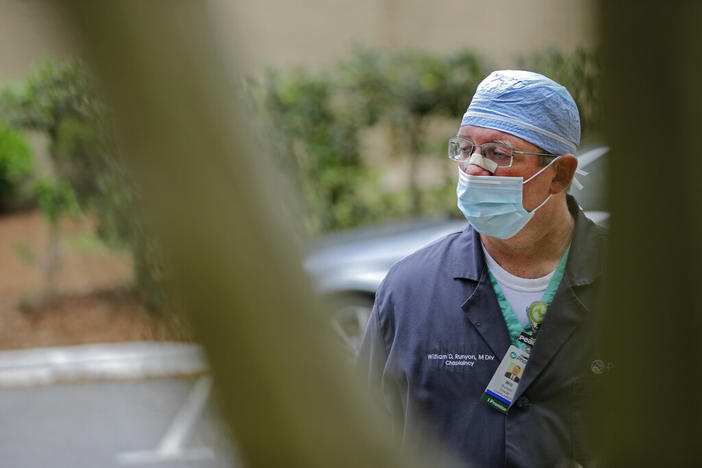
[487,245,571,349]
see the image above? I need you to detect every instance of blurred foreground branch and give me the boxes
[62,2,454,467]
[595,1,702,464]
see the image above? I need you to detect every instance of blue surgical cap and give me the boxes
[461,70,581,155]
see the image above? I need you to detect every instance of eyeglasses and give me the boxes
[447,137,556,168]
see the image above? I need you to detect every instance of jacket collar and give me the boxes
[448,223,484,281]
[563,195,605,286]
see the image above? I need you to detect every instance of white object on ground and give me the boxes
[0,341,208,388]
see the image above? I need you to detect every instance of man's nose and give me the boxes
[461,162,492,176]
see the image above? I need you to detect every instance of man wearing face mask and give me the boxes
[357,70,605,467]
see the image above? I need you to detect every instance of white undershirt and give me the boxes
[481,244,556,327]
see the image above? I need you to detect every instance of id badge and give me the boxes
[481,345,529,413]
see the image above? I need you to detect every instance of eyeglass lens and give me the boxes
[449,140,512,166]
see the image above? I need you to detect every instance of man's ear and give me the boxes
[549,154,578,194]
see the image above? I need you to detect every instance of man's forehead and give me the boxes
[457,125,539,150]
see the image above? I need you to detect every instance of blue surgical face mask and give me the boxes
[456,158,558,239]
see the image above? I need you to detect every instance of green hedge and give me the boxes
[0,122,33,211]
[251,46,600,235]
[0,60,165,311]
[0,47,600,311]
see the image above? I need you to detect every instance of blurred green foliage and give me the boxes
[248,48,487,234]
[33,179,79,224]
[251,46,601,235]
[0,60,165,310]
[340,48,485,215]
[0,122,33,211]
[253,67,372,233]
[0,47,600,310]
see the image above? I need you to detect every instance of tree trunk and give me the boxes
[594,1,702,464]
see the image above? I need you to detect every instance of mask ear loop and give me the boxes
[522,156,560,214]
[528,193,552,215]
[523,156,560,184]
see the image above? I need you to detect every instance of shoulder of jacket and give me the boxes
[374,230,469,315]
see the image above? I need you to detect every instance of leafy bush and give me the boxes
[253,68,373,233]
[252,47,601,235]
[252,47,483,234]
[0,60,165,311]
[344,48,486,214]
[33,179,79,223]
[0,122,33,211]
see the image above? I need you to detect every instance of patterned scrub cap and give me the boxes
[461,70,581,155]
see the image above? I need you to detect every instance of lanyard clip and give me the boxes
[527,301,548,331]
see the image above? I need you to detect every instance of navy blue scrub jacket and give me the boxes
[357,196,608,468]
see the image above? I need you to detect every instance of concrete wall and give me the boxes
[0,0,596,80]
[0,0,78,82]
[218,0,596,72]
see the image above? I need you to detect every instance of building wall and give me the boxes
[0,0,596,80]
[220,0,596,72]
[0,0,78,82]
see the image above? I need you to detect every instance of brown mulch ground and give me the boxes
[0,210,187,350]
